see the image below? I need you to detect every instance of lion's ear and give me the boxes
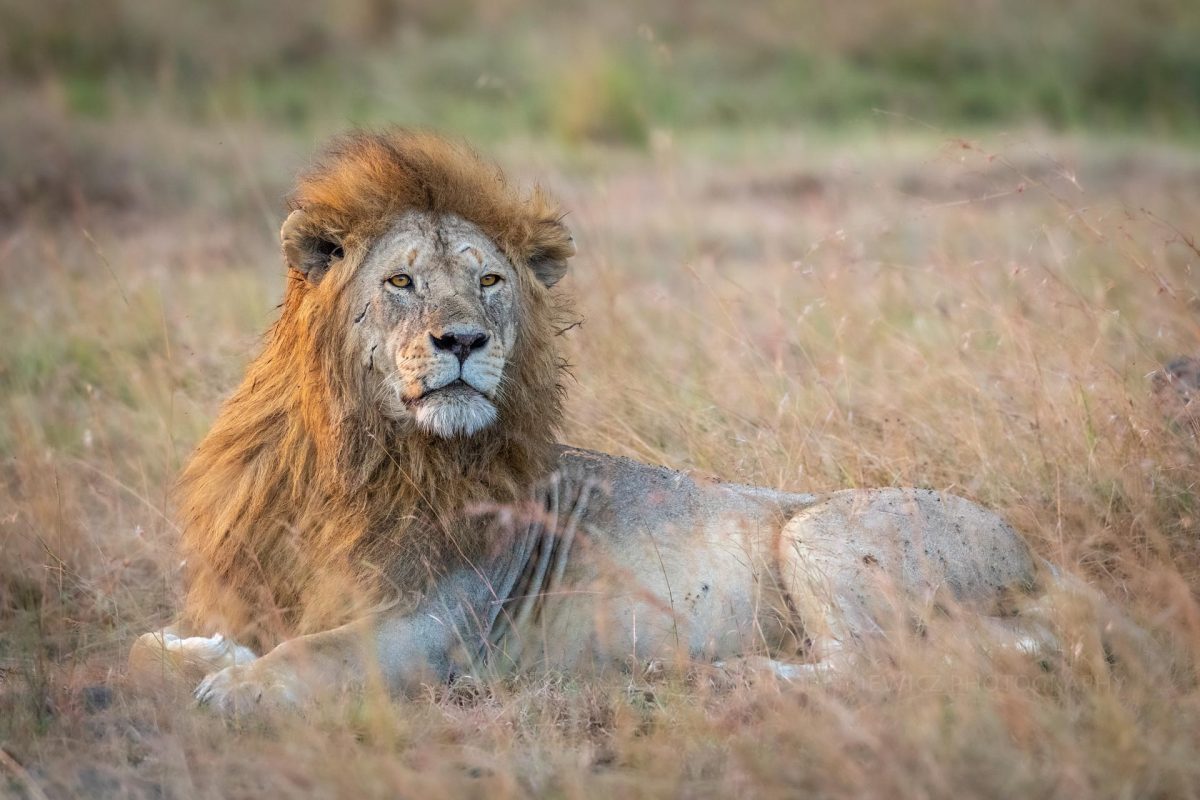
[526,218,576,288]
[281,209,344,285]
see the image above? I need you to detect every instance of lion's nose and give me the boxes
[430,329,490,364]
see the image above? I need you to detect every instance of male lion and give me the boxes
[131,130,1055,713]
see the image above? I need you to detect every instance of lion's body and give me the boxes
[484,447,1038,674]
[130,130,1052,712]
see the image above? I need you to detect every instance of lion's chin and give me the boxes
[411,385,498,438]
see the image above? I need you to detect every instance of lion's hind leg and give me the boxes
[774,488,1045,662]
[128,627,259,693]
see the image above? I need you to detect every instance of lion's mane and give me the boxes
[178,130,574,649]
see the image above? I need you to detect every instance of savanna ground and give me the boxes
[2,1,1200,797]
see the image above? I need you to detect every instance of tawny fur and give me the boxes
[179,130,572,650]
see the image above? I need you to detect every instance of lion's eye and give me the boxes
[480,274,502,287]
[387,274,413,289]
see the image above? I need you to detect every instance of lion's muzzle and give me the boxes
[430,327,490,364]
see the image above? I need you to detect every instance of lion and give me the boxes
[130,129,1063,713]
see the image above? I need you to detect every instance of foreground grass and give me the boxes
[1,120,1199,797]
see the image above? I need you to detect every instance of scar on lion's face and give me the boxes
[348,210,521,439]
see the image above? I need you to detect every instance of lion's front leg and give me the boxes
[193,567,508,716]
[193,632,349,714]
[194,653,311,714]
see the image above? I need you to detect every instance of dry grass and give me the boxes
[2,118,1200,798]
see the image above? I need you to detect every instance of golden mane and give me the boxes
[178,130,572,649]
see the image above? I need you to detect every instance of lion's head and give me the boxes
[178,130,576,647]
[284,209,556,438]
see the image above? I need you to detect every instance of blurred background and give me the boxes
[3,0,1198,232]
[3,0,1199,204]
[5,0,1200,140]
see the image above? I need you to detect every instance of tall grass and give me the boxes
[2,3,1199,793]
[1,109,1199,794]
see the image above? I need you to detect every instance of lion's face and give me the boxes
[275,132,575,443]
[347,211,521,438]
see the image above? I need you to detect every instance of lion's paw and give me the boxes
[194,662,304,716]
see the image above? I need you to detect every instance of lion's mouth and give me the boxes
[407,379,485,406]
[406,378,498,437]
